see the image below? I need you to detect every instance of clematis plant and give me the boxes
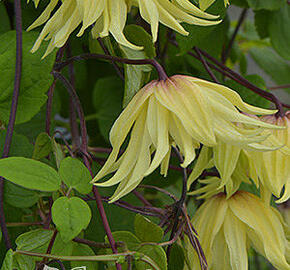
[0,0,289,269]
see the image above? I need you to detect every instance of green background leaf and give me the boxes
[0,157,61,192]
[58,157,92,194]
[52,196,92,242]
[0,31,56,124]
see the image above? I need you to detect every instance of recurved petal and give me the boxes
[157,0,221,26]
[189,78,278,115]
[187,146,213,190]
[229,192,290,270]
[77,0,105,36]
[187,177,223,199]
[110,84,153,147]
[169,113,198,168]
[211,229,232,270]
[213,139,241,187]
[154,78,216,146]
[172,0,220,19]
[108,0,143,50]
[153,0,188,36]
[223,210,248,270]
[27,0,59,31]
[94,106,148,186]
[138,0,159,42]
[145,97,170,176]
[108,123,152,202]
[193,194,228,264]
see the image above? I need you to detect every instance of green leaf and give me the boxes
[0,31,56,124]
[4,181,40,208]
[58,157,92,194]
[136,245,167,270]
[121,24,155,107]
[108,231,141,251]
[168,244,185,270]
[71,243,99,270]
[15,229,53,253]
[0,131,33,158]
[1,249,13,270]
[246,0,284,10]
[52,196,92,242]
[250,47,290,92]
[0,157,61,191]
[51,235,74,256]
[93,76,123,141]
[52,138,65,169]
[254,10,271,39]
[32,132,52,160]
[0,3,10,34]
[269,5,290,60]
[0,131,39,207]
[134,214,163,243]
[176,1,227,55]
[224,74,270,108]
[12,254,35,270]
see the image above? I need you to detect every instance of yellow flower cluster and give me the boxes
[184,192,289,270]
[91,76,289,269]
[28,0,220,57]
[92,75,282,202]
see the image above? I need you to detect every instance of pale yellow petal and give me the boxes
[172,0,219,19]
[145,97,170,176]
[27,0,59,31]
[213,139,241,187]
[229,192,290,270]
[187,146,213,189]
[223,211,248,270]
[193,194,228,264]
[108,0,143,50]
[138,0,159,42]
[189,77,277,115]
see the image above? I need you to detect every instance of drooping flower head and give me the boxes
[92,75,280,202]
[246,112,290,203]
[185,191,290,270]
[28,0,221,57]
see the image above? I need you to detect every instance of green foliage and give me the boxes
[250,46,290,92]
[0,3,10,34]
[1,250,13,270]
[246,0,285,10]
[268,4,290,60]
[93,76,123,141]
[58,157,92,194]
[176,1,228,55]
[51,196,92,242]
[0,157,61,191]
[71,243,99,270]
[168,244,185,270]
[32,132,52,160]
[134,214,164,243]
[121,25,155,106]
[0,31,56,124]
[15,229,53,253]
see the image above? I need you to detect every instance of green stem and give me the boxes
[15,250,161,270]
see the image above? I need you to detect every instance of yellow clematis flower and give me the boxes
[187,131,282,198]
[92,75,280,202]
[28,0,220,57]
[199,0,230,11]
[247,112,290,203]
[184,191,290,270]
